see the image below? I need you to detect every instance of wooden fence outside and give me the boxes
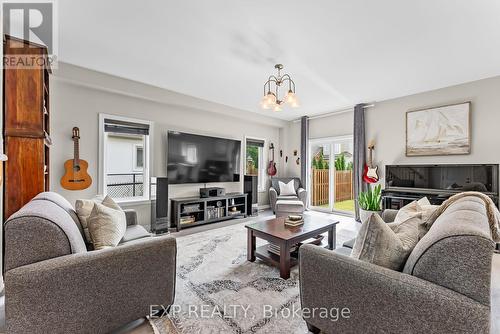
[335,170,354,202]
[311,169,353,206]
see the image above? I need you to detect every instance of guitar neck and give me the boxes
[73,137,80,166]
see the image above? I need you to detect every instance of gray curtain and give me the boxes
[300,116,309,192]
[353,104,367,221]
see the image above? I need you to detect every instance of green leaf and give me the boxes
[358,184,381,210]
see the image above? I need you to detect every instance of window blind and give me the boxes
[246,139,264,147]
[104,118,150,135]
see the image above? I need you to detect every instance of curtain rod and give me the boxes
[292,103,375,123]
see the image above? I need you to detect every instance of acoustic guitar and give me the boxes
[267,143,277,176]
[363,140,379,184]
[61,127,92,190]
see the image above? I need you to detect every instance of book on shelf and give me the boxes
[180,216,196,224]
[299,235,324,246]
[268,243,298,256]
[207,206,225,220]
[183,204,201,213]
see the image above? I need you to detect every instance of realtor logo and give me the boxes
[2,0,58,68]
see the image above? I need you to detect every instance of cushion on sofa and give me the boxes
[277,195,299,201]
[87,197,127,250]
[279,180,296,196]
[75,199,99,243]
[76,196,124,243]
[343,238,355,249]
[120,225,151,243]
[395,197,438,226]
[271,178,300,195]
[276,200,304,212]
[351,212,421,271]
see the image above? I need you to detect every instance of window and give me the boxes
[99,114,152,202]
[133,144,144,171]
[246,138,266,192]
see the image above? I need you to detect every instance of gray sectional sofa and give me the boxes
[299,195,495,333]
[3,192,177,334]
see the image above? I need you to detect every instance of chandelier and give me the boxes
[261,64,299,111]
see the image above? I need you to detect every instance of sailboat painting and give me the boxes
[406,102,471,156]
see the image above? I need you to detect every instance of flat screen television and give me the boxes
[167,131,241,184]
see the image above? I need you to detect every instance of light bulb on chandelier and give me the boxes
[261,64,298,111]
[285,90,299,106]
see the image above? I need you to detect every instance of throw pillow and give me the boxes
[101,195,122,210]
[75,199,97,243]
[351,212,421,271]
[87,201,127,250]
[75,195,124,243]
[393,197,438,238]
[279,180,296,196]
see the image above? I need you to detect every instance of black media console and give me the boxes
[170,193,247,231]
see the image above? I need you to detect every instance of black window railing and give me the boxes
[106,173,144,198]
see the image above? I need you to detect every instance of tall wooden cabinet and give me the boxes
[3,35,51,220]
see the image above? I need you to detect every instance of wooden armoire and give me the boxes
[3,35,51,220]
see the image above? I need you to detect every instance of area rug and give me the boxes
[150,215,355,334]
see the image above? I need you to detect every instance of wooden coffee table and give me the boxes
[245,215,338,279]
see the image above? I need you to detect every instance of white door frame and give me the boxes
[308,135,354,216]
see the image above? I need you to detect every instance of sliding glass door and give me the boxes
[308,136,354,215]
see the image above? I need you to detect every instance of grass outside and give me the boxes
[318,199,355,212]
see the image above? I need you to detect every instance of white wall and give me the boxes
[286,75,500,188]
[365,75,500,185]
[50,63,285,228]
[282,121,302,177]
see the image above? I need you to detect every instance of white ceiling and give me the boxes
[58,0,500,121]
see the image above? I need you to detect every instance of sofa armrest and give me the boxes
[124,209,138,226]
[269,187,278,212]
[297,188,307,207]
[299,245,489,333]
[5,236,176,334]
[382,209,398,223]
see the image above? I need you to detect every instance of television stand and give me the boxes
[170,193,247,231]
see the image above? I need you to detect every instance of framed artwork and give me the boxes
[406,102,471,156]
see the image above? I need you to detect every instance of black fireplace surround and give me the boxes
[382,164,499,209]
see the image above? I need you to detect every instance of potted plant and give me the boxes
[358,184,382,223]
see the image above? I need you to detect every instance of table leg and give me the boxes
[247,229,256,262]
[328,225,336,250]
[279,242,291,279]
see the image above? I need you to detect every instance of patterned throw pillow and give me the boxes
[87,197,126,250]
[76,195,125,247]
[394,197,439,238]
[75,199,97,243]
[351,213,421,271]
